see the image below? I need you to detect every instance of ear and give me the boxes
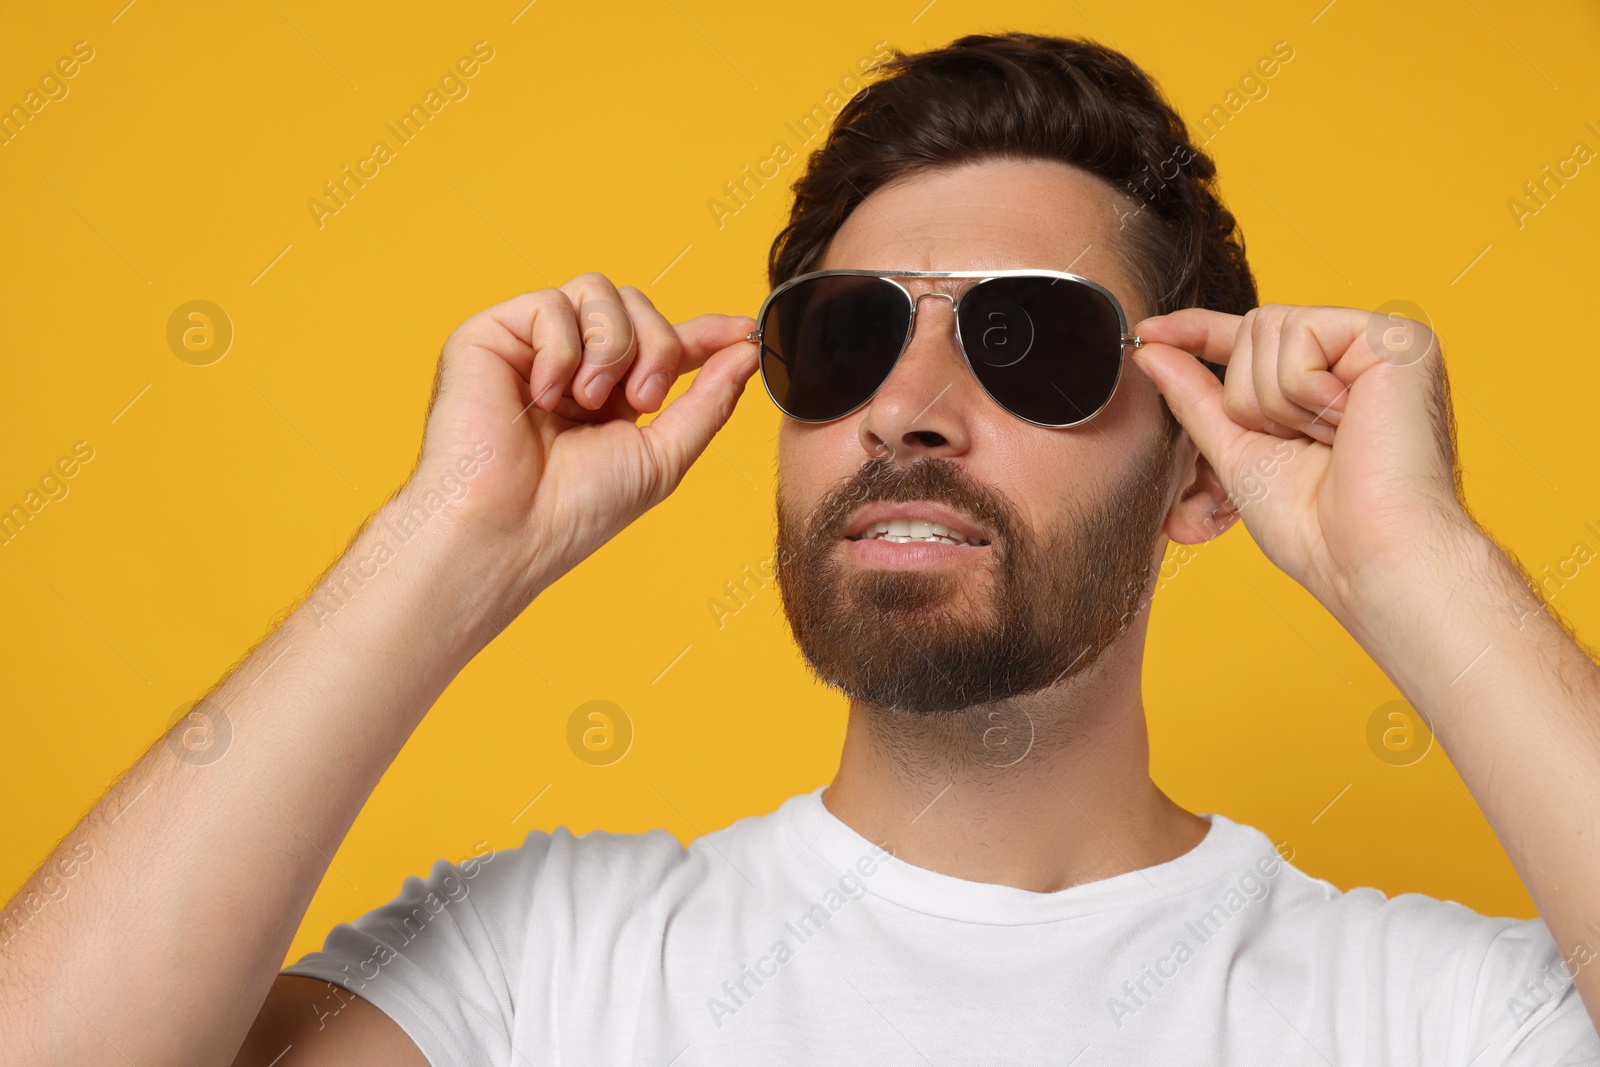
[1162,435,1239,545]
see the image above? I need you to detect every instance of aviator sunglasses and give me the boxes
[748,268,1145,429]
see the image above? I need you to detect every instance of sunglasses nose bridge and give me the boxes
[905,289,956,345]
[873,289,974,413]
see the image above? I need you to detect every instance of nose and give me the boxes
[857,292,977,461]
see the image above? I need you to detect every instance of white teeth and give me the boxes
[855,518,985,545]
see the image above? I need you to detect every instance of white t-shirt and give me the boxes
[283,787,1600,1065]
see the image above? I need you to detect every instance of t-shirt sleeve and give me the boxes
[1456,915,1600,1066]
[280,833,551,1067]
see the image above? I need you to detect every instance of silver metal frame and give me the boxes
[747,268,1143,429]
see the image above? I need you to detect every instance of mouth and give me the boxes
[839,503,993,568]
[843,501,993,547]
[847,518,991,547]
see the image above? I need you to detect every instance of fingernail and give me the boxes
[582,375,612,407]
[640,372,669,410]
[538,382,562,408]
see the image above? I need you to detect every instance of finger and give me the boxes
[641,333,761,489]
[538,310,756,426]
[1251,306,1323,439]
[1129,342,1254,477]
[1262,415,1335,446]
[442,289,567,403]
[1279,307,1385,425]
[1134,308,1248,364]
[1278,317,1350,430]
[1219,308,1270,434]
[521,290,584,412]
[560,273,639,410]
[614,286,686,413]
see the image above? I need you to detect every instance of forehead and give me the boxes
[814,157,1138,304]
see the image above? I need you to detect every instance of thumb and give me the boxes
[641,335,761,487]
[1130,341,1248,473]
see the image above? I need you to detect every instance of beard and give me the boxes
[773,423,1180,714]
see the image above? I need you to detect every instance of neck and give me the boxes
[821,646,1209,893]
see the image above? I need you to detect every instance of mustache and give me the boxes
[807,457,1017,544]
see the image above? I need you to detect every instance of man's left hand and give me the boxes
[1130,303,1480,616]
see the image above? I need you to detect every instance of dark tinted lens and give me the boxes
[957,276,1123,425]
[759,275,911,421]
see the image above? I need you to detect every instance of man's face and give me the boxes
[773,157,1185,714]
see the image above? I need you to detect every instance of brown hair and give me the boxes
[766,31,1253,387]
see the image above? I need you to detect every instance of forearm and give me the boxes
[1336,522,1600,1027]
[0,481,525,1066]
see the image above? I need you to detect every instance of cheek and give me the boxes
[990,437,1125,537]
[1114,361,1161,416]
[778,421,856,503]
[979,448,1056,530]
[1086,360,1168,449]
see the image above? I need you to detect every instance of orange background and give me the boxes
[1,0,1597,967]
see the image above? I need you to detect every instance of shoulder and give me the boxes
[1185,815,1598,1061]
[1199,815,1522,944]
[478,790,802,911]
[1211,815,1583,1022]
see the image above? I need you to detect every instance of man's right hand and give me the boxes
[408,273,761,608]
[0,274,762,1067]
